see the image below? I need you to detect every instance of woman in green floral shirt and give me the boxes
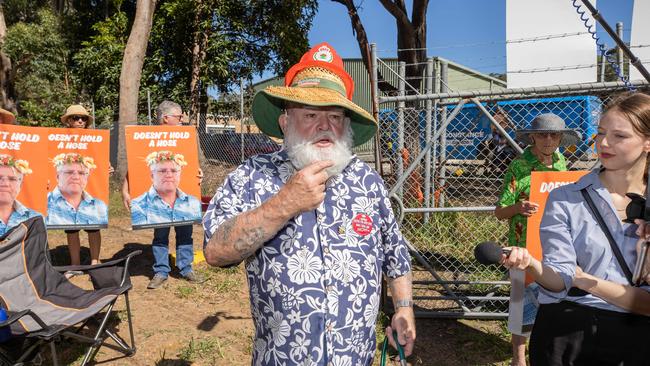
[494,113,580,366]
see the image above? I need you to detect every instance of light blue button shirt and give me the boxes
[539,169,650,313]
[131,186,201,226]
[0,200,42,236]
[46,187,108,226]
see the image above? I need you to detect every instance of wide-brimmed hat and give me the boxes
[0,108,16,124]
[515,113,581,147]
[251,42,377,147]
[60,104,94,126]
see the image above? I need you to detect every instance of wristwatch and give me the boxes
[394,299,413,309]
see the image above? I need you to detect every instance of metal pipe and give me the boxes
[404,205,495,213]
[146,90,151,125]
[397,62,406,200]
[379,79,650,103]
[240,78,245,162]
[389,100,467,197]
[424,58,433,223]
[600,46,607,82]
[413,280,509,285]
[439,61,449,207]
[370,43,383,174]
[616,22,624,75]
[579,0,650,82]
[412,311,507,319]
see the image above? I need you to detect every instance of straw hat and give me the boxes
[252,42,377,147]
[0,108,16,124]
[515,113,581,147]
[60,104,94,126]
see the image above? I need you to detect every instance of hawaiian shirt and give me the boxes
[203,150,411,366]
[46,187,108,226]
[131,186,201,226]
[0,200,42,236]
[497,146,567,247]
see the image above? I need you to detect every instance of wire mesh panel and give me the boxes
[374,53,650,317]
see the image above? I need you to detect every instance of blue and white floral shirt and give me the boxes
[203,150,411,366]
[0,200,42,236]
[46,187,108,226]
[131,186,201,226]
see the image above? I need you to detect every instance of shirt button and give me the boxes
[326,285,334,292]
[323,247,330,254]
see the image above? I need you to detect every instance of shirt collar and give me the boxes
[12,200,30,216]
[52,186,94,203]
[147,186,189,201]
[566,169,602,191]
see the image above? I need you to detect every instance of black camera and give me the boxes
[624,192,646,223]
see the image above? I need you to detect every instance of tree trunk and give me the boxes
[117,0,156,179]
[0,4,16,113]
[189,1,210,127]
[331,0,398,95]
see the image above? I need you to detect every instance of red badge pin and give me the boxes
[351,213,373,236]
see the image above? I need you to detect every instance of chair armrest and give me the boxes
[1,309,48,330]
[53,250,143,274]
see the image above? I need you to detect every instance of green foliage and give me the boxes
[2,0,318,124]
[3,9,77,126]
[73,12,129,127]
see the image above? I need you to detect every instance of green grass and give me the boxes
[177,337,225,362]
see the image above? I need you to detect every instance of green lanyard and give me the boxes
[380,330,407,366]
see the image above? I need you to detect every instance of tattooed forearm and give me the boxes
[205,195,292,267]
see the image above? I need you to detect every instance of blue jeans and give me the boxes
[152,225,194,278]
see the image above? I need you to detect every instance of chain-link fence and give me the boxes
[373,47,650,318]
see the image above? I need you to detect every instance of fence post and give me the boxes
[240,78,245,163]
[438,60,449,207]
[371,43,382,174]
[397,61,406,200]
[616,22,624,76]
[424,58,433,223]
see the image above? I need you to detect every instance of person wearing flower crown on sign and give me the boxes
[47,152,108,226]
[203,43,415,365]
[0,155,41,236]
[131,150,201,226]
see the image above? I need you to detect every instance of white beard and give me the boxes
[284,124,353,178]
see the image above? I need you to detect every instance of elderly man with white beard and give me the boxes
[203,43,415,365]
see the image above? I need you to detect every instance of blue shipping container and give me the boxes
[380,95,602,160]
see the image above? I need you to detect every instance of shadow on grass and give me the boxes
[197,311,249,332]
[410,318,511,366]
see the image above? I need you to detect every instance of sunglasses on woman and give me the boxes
[69,115,89,122]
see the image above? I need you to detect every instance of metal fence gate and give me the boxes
[371,44,650,318]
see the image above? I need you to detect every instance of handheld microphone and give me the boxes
[474,241,512,265]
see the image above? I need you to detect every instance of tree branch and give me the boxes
[378,0,412,30]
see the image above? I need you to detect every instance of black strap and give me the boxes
[580,188,635,286]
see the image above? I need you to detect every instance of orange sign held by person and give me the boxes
[0,125,49,228]
[526,170,589,266]
[46,128,110,230]
[125,125,201,229]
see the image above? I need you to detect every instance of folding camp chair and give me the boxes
[0,216,140,366]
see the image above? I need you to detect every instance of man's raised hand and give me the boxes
[278,160,334,217]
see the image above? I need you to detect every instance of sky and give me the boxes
[306,0,634,77]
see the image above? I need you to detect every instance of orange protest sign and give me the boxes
[526,170,588,282]
[0,125,49,217]
[125,126,201,229]
[46,127,111,229]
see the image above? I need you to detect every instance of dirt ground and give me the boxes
[41,208,514,365]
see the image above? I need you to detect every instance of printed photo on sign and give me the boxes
[0,125,49,236]
[125,126,201,229]
[46,128,110,230]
